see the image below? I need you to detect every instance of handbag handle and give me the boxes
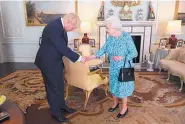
[123,56,132,68]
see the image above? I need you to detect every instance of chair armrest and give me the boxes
[99,74,106,80]
[88,69,101,75]
[87,69,106,79]
[165,48,181,60]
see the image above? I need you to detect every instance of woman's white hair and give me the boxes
[106,17,122,30]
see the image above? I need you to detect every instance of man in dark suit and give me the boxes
[35,13,86,122]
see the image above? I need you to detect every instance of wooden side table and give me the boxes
[1,100,24,124]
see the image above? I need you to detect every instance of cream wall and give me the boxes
[0,0,184,63]
[0,12,4,63]
[78,0,101,42]
[0,1,81,62]
[0,1,43,62]
[157,0,185,39]
[0,37,3,63]
[79,0,185,42]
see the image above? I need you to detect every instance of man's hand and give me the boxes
[112,56,122,61]
[80,56,87,63]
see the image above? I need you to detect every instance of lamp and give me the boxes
[167,20,182,48]
[80,21,91,44]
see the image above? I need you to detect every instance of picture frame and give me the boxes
[159,38,167,49]
[174,1,185,25]
[24,0,78,26]
[89,39,95,47]
[176,39,184,48]
[74,39,81,50]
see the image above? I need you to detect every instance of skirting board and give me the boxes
[3,57,35,63]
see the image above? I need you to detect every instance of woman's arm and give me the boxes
[86,41,107,61]
[126,34,138,61]
[86,55,96,61]
[86,42,107,61]
[95,42,107,58]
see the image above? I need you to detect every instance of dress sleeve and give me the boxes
[125,34,138,61]
[95,37,109,57]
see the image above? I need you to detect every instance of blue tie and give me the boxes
[64,31,68,45]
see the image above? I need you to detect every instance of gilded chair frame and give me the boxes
[64,68,109,109]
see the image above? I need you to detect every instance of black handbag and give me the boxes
[118,57,135,82]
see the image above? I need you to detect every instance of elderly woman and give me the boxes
[86,17,138,118]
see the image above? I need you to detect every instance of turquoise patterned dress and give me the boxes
[95,32,138,98]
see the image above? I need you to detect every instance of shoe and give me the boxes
[51,115,69,122]
[108,103,119,112]
[117,108,128,118]
[61,107,76,114]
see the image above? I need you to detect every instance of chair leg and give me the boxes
[167,72,170,82]
[159,68,162,73]
[104,84,109,96]
[179,79,184,92]
[65,84,69,100]
[83,90,92,110]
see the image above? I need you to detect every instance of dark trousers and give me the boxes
[40,63,66,117]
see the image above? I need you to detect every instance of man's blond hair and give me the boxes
[63,13,81,28]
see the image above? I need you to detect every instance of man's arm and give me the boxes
[77,56,87,63]
[77,56,82,62]
[48,25,79,62]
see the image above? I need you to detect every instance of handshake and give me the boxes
[79,55,122,63]
[80,55,96,64]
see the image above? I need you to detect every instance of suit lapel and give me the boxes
[58,18,68,46]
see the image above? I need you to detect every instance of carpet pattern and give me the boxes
[0,70,45,113]
[0,70,185,124]
[69,98,185,124]
[130,72,185,107]
[0,70,185,113]
[0,70,107,114]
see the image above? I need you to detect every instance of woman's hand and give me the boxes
[112,56,122,61]
[86,55,96,61]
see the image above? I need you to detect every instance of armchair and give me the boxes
[78,44,91,56]
[62,57,108,109]
[159,45,185,92]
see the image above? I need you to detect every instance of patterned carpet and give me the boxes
[0,70,185,124]
[69,98,185,124]
[130,72,185,107]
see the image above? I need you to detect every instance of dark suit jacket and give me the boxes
[35,18,79,69]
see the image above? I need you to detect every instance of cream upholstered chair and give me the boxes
[159,45,185,92]
[78,44,91,56]
[62,56,108,109]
